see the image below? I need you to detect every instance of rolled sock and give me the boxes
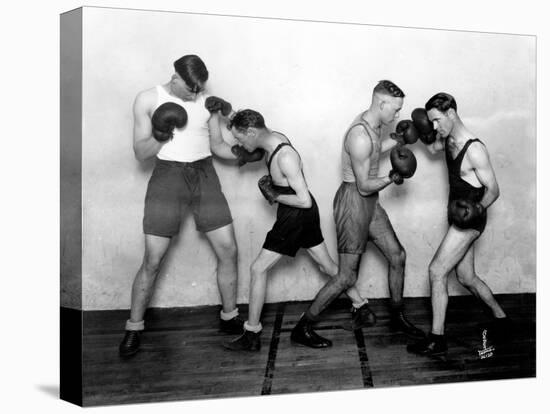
[220,308,239,321]
[352,298,369,309]
[244,321,262,333]
[125,319,145,331]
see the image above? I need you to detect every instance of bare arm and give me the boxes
[207,113,237,160]
[132,90,163,161]
[347,127,393,196]
[273,150,312,208]
[380,133,401,153]
[468,142,500,208]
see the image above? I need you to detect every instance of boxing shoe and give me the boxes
[390,310,425,339]
[219,315,245,334]
[223,330,261,351]
[407,333,447,356]
[291,316,332,348]
[119,330,141,357]
[350,304,377,330]
[487,316,512,344]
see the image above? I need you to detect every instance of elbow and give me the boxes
[298,195,312,209]
[357,185,374,197]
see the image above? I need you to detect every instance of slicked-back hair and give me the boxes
[425,92,457,113]
[373,80,405,98]
[229,109,266,132]
[173,55,209,92]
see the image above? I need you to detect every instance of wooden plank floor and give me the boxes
[81,293,535,406]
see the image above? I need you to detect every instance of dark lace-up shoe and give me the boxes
[119,330,141,357]
[391,311,425,339]
[223,330,261,351]
[351,304,377,330]
[219,316,245,334]
[407,333,447,356]
[291,317,332,348]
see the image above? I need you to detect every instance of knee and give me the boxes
[389,248,406,269]
[456,272,475,287]
[216,241,238,262]
[250,261,267,279]
[335,271,357,291]
[324,262,339,278]
[142,254,163,274]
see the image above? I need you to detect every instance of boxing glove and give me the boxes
[231,145,266,167]
[258,175,279,204]
[391,120,419,145]
[151,102,188,142]
[205,96,233,116]
[411,108,437,145]
[389,146,417,185]
[448,199,485,229]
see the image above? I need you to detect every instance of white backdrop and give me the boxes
[73,7,536,309]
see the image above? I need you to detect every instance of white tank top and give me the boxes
[155,85,212,162]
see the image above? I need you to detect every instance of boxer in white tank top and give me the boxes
[120,55,244,357]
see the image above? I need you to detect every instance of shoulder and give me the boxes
[134,87,158,110]
[346,125,373,157]
[466,140,490,165]
[277,145,301,169]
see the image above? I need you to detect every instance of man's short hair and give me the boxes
[174,55,209,92]
[229,109,266,132]
[425,92,457,112]
[373,80,405,98]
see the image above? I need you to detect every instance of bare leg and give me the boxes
[429,226,480,335]
[204,224,238,314]
[247,249,283,326]
[306,243,366,305]
[306,253,362,318]
[130,234,171,323]
[455,244,506,318]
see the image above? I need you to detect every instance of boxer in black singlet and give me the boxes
[408,93,509,356]
[223,109,370,351]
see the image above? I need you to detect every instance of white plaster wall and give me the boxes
[79,7,535,310]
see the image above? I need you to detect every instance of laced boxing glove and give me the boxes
[258,175,280,204]
[389,146,417,185]
[390,119,419,146]
[448,199,485,229]
[411,108,437,145]
[205,96,233,116]
[231,145,266,167]
[151,102,188,142]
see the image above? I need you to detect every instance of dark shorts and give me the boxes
[263,194,324,257]
[143,157,233,237]
[333,182,396,254]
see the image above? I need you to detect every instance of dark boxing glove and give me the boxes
[231,145,265,167]
[448,199,485,229]
[411,108,437,145]
[205,96,233,116]
[258,175,279,205]
[389,146,417,185]
[151,102,188,142]
[390,120,419,146]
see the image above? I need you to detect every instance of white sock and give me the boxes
[244,321,262,333]
[220,308,239,321]
[125,319,145,331]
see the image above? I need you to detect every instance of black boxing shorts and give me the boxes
[143,157,233,237]
[263,192,324,257]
